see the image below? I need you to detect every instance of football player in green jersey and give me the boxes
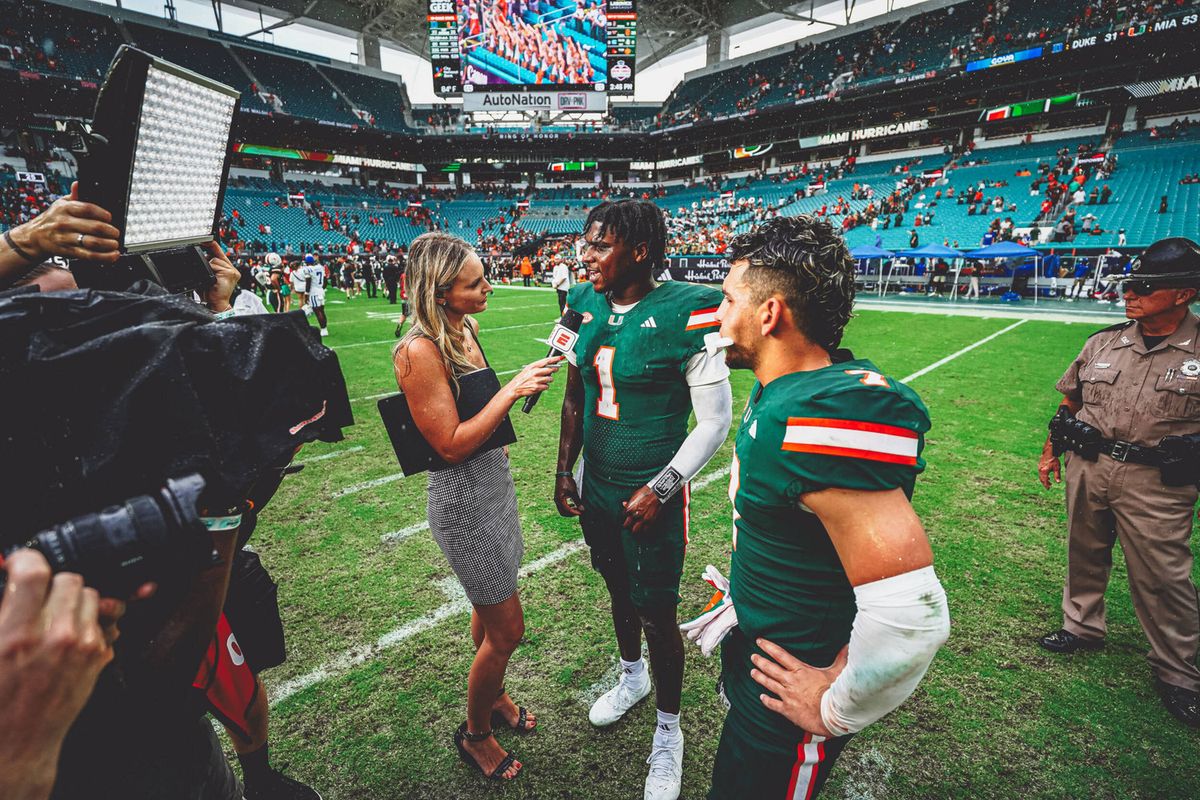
[555,200,733,800]
[680,216,950,800]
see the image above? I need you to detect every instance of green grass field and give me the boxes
[245,286,1198,799]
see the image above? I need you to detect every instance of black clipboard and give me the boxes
[378,367,516,476]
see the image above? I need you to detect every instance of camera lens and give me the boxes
[1,474,210,598]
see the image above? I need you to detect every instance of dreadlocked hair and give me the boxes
[583,199,667,272]
[727,215,856,351]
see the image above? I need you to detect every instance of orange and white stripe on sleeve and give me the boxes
[781,417,919,466]
[685,307,720,330]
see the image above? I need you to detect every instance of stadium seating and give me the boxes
[125,23,272,113]
[0,0,123,81]
[657,0,1199,123]
[317,66,415,133]
[233,47,358,125]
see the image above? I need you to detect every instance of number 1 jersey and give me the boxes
[566,280,722,486]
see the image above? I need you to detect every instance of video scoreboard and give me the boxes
[429,0,636,100]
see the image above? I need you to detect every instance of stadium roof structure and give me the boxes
[209,0,888,69]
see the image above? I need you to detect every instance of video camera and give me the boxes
[0,475,213,598]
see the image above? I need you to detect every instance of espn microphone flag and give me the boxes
[522,309,584,414]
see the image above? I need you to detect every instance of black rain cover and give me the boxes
[0,284,353,537]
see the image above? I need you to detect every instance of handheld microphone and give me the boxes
[522,308,584,414]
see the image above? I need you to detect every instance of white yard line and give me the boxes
[269,541,585,705]
[900,319,1028,384]
[380,520,430,545]
[330,473,406,498]
[296,446,364,465]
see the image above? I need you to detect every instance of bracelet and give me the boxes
[3,229,38,263]
[212,308,236,321]
[555,471,574,478]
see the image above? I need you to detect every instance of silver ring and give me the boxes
[77,233,85,247]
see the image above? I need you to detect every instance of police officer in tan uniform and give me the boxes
[1038,237,1200,727]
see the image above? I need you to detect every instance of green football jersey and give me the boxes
[567,280,722,485]
[720,356,931,740]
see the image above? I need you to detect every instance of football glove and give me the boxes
[679,565,738,657]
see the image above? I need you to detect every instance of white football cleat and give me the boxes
[644,732,683,800]
[320,328,329,337]
[588,669,651,727]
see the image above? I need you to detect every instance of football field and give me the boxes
[249,286,1199,799]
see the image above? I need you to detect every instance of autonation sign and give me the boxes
[462,91,607,112]
[798,118,930,149]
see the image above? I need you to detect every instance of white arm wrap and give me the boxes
[819,565,950,737]
[648,379,732,500]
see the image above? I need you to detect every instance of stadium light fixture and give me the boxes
[71,45,240,292]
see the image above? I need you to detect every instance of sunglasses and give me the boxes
[1121,280,1166,297]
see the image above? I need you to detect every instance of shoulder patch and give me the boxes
[1088,319,1135,339]
[781,417,920,465]
[685,306,720,331]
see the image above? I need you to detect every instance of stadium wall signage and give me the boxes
[630,155,704,171]
[731,144,774,159]
[1124,73,1200,99]
[662,255,730,283]
[798,119,930,149]
[462,91,608,112]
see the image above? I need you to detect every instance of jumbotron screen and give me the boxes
[429,0,636,96]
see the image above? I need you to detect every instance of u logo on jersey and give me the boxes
[608,314,624,326]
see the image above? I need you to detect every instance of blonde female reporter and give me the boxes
[392,232,560,782]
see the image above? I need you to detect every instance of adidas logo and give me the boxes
[640,317,657,328]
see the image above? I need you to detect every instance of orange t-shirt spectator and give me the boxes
[520,256,534,287]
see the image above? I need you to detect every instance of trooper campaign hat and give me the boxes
[1128,237,1200,287]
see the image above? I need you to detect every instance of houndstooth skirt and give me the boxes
[427,446,523,606]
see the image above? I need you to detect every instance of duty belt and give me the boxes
[1098,438,1160,466]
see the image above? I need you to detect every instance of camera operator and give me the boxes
[0,182,119,289]
[0,549,135,800]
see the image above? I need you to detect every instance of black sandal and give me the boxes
[492,685,537,734]
[453,722,520,781]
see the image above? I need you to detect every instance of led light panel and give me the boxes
[123,65,237,248]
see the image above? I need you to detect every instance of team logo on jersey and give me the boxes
[748,419,757,439]
[609,314,624,326]
[1181,359,1200,378]
[640,317,657,328]
[581,311,594,324]
[685,307,720,331]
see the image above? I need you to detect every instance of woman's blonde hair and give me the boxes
[394,232,480,395]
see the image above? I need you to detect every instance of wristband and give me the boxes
[3,229,38,263]
[212,308,236,321]
[201,514,243,531]
[555,471,574,479]
[650,466,684,502]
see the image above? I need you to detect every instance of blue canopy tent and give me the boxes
[850,245,894,296]
[963,240,1041,302]
[887,244,965,297]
